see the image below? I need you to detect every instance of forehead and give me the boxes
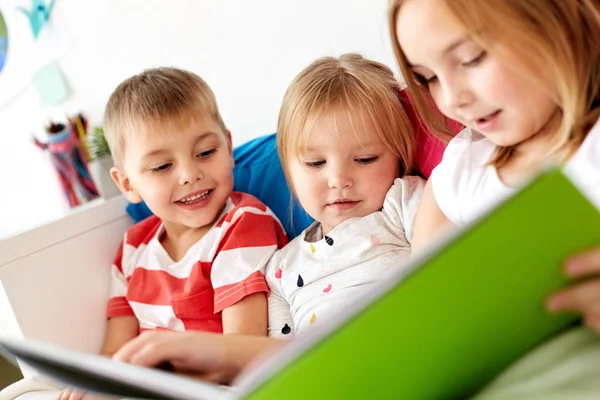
[137,112,222,140]
[124,113,225,156]
[301,108,383,152]
[396,0,466,65]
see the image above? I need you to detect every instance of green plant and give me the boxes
[87,126,111,161]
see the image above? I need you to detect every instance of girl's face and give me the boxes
[288,108,400,236]
[395,0,559,148]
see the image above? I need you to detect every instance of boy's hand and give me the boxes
[547,246,600,331]
[57,387,85,400]
[114,330,281,384]
[57,388,115,400]
[113,330,230,383]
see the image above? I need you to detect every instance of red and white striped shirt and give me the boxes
[106,192,288,333]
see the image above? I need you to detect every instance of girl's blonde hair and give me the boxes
[277,53,415,194]
[389,0,600,167]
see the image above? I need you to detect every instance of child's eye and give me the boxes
[150,163,172,173]
[414,73,438,87]
[196,148,216,158]
[303,160,325,168]
[463,51,486,67]
[356,156,379,165]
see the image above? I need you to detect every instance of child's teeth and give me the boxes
[180,191,209,203]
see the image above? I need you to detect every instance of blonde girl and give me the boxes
[389,0,600,332]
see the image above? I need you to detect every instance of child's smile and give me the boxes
[115,114,234,233]
[174,189,214,209]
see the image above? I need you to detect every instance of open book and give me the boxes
[1,169,599,399]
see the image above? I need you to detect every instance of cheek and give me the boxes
[375,156,400,179]
[294,174,321,198]
[486,64,556,120]
[429,85,443,110]
[211,156,235,182]
[131,178,167,205]
[289,169,322,203]
[366,159,399,195]
[429,85,454,120]
[371,176,395,197]
[143,177,170,197]
[477,61,523,105]
[216,168,234,185]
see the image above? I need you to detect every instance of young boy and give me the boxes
[59,68,287,400]
[105,66,288,339]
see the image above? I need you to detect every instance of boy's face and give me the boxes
[111,114,234,231]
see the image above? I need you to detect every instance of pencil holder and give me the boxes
[35,124,99,208]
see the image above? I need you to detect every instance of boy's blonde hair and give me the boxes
[389,0,600,167]
[104,67,227,167]
[277,53,414,194]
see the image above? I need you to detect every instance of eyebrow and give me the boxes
[140,148,168,161]
[193,131,219,144]
[140,131,219,161]
[303,146,320,153]
[407,36,468,68]
[303,141,375,154]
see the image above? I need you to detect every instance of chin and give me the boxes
[187,221,214,230]
[483,131,527,148]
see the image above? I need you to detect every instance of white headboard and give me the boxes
[0,196,132,378]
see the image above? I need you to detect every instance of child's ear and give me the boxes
[225,130,233,157]
[110,167,143,204]
[225,130,235,167]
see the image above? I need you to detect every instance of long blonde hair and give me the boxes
[389,0,600,166]
[277,53,415,194]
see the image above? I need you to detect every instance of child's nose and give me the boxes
[178,162,204,185]
[328,167,353,189]
[441,77,474,111]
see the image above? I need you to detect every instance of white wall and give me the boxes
[0,0,397,239]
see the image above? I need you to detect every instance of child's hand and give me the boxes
[114,330,280,384]
[113,330,230,383]
[57,387,85,400]
[547,246,600,331]
[57,388,114,400]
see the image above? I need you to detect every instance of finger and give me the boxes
[127,335,186,367]
[57,388,69,400]
[584,314,600,333]
[171,369,224,384]
[114,331,180,367]
[565,247,600,277]
[79,392,111,400]
[130,332,220,374]
[547,278,600,313]
[113,331,162,363]
[71,389,86,400]
[59,388,73,400]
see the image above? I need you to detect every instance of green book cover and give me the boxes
[0,169,598,400]
[237,168,600,399]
